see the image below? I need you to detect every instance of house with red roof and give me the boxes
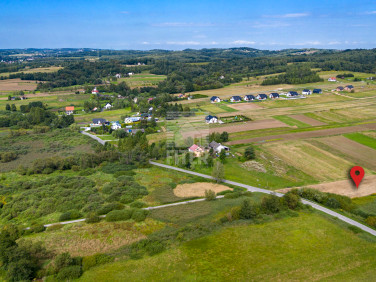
[328,77,336,82]
[92,87,99,94]
[188,144,205,157]
[65,106,74,115]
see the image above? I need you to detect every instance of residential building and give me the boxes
[92,118,107,125]
[302,89,312,95]
[244,95,255,101]
[256,94,268,100]
[104,103,112,110]
[65,106,74,115]
[345,85,354,91]
[230,96,242,102]
[188,144,205,157]
[328,77,336,82]
[92,87,99,94]
[124,117,141,124]
[205,115,219,123]
[286,91,299,97]
[269,93,279,99]
[313,89,322,94]
[210,96,221,103]
[209,141,229,153]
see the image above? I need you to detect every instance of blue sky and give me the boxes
[1,0,376,50]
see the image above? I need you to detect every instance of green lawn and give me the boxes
[344,132,376,150]
[79,212,376,281]
[273,115,310,128]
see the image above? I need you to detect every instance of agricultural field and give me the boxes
[78,212,376,281]
[115,73,166,88]
[0,78,37,92]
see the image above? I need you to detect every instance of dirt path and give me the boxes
[227,123,376,145]
[288,114,326,126]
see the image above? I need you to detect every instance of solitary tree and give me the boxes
[11,104,16,112]
[219,150,226,162]
[212,161,224,183]
[5,104,10,111]
[244,146,255,160]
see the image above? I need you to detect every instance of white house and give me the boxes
[230,96,242,102]
[111,122,122,130]
[124,117,141,124]
[205,115,219,123]
[210,96,221,103]
[128,72,134,76]
[269,93,279,99]
[244,95,255,101]
[302,89,312,95]
[92,87,99,94]
[286,91,299,97]
[104,103,112,110]
[209,141,229,153]
[115,73,121,78]
[256,94,268,100]
[65,106,74,115]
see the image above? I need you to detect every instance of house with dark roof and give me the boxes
[256,94,268,100]
[205,115,219,123]
[302,89,312,95]
[92,118,107,125]
[209,141,229,153]
[269,93,279,99]
[313,89,322,94]
[336,86,344,91]
[286,91,299,97]
[244,95,255,101]
[210,96,221,103]
[345,85,354,91]
[230,96,242,102]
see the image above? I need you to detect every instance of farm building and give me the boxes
[124,117,141,124]
[345,85,354,91]
[269,93,279,99]
[65,106,74,115]
[336,86,344,91]
[286,91,299,97]
[209,141,229,153]
[244,95,255,101]
[230,96,242,102]
[313,89,322,94]
[328,77,336,82]
[205,115,219,123]
[210,96,221,103]
[302,89,312,95]
[92,118,107,125]
[188,144,205,157]
[256,94,268,100]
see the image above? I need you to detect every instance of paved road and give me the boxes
[150,161,376,237]
[81,131,107,145]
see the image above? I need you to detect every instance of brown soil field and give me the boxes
[277,175,376,198]
[227,123,376,145]
[0,78,37,91]
[319,136,376,171]
[288,114,326,126]
[228,103,264,110]
[181,119,288,139]
[173,182,232,197]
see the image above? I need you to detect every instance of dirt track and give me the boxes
[227,123,376,145]
[288,114,326,126]
[277,175,376,198]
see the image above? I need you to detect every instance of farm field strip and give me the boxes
[288,114,326,126]
[344,132,376,150]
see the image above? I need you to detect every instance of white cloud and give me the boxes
[141,41,150,45]
[264,13,310,18]
[251,22,291,28]
[292,41,321,46]
[328,41,341,45]
[231,40,256,45]
[152,22,215,27]
[365,11,376,14]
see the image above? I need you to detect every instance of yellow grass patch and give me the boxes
[173,182,232,197]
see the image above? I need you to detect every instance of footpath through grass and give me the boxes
[78,212,376,281]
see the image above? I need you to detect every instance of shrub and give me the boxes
[205,189,216,201]
[131,209,148,222]
[56,265,82,280]
[261,195,283,214]
[106,209,133,222]
[86,212,101,224]
[244,146,255,160]
[239,200,259,219]
[365,216,376,228]
[59,210,82,222]
[282,192,301,210]
[97,203,124,215]
[130,201,147,208]
[82,254,114,271]
[224,192,242,199]
[348,225,363,234]
[30,224,46,233]
[54,252,74,272]
[47,224,64,232]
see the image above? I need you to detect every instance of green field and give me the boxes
[344,132,376,150]
[78,212,376,281]
[273,115,310,128]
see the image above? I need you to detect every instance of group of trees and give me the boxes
[262,65,323,85]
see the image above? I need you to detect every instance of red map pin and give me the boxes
[350,166,365,188]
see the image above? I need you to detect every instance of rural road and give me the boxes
[81,131,107,145]
[149,161,376,237]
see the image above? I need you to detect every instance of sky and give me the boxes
[1,0,376,50]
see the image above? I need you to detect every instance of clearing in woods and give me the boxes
[173,182,232,197]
